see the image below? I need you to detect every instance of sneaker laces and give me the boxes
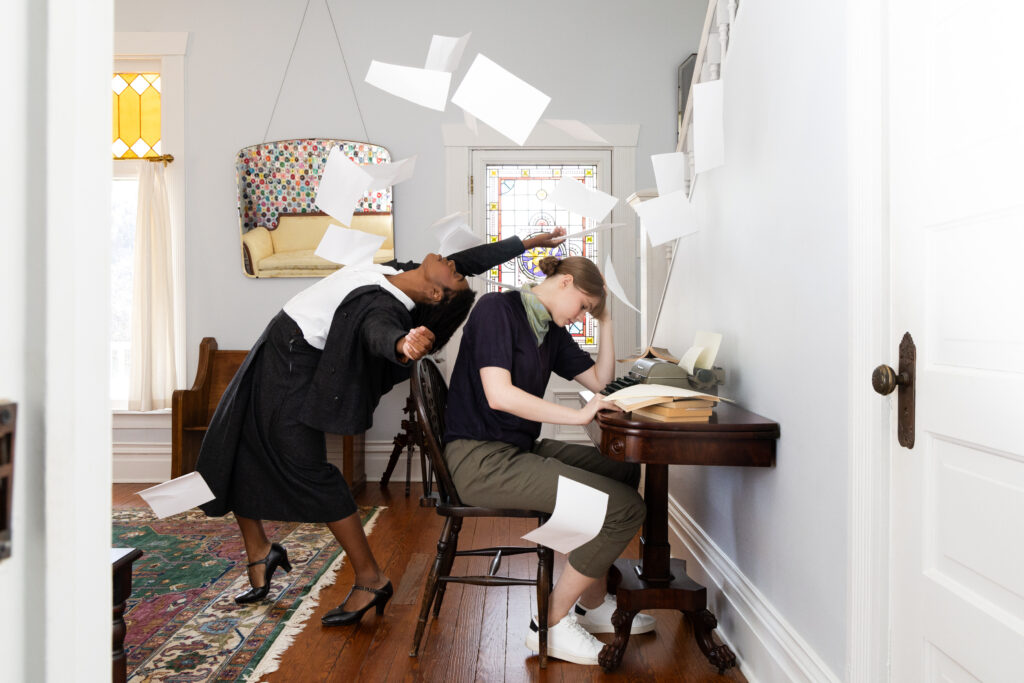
[564,614,600,645]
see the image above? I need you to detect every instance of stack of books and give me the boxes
[603,383,725,423]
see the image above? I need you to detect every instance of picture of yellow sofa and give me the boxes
[241,212,395,278]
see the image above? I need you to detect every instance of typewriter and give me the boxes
[600,358,726,396]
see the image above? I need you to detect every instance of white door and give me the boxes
[889,2,1024,681]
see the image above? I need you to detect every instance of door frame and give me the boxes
[845,1,893,680]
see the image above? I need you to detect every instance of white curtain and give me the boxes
[128,161,178,411]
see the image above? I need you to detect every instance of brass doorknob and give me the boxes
[872,364,910,395]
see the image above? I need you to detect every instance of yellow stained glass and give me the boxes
[113,72,161,159]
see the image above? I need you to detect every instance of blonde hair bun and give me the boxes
[538,256,561,276]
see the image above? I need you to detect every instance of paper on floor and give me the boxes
[365,60,451,112]
[603,257,639,313]
[316,147,374,227]
[315,224,386,265]
[424,32,471,73]
[630,189,698,247]
[549,176,618,223]
[522,476,609,555]
[138,472,215,519]
[693,79,725,173]
[651,152,688,196]
[543,118,608,144]
[451,54,550,145]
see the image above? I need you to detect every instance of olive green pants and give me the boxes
[444,438,645,578]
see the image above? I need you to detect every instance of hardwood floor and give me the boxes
[114,482,747,682]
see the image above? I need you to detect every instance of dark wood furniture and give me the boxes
[584,403,779,672]
[408,359,554,667]
[112,547,143,683]
[380,390,422,496]
[171,337,365,492]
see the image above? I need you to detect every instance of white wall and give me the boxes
[114,0,706,441]
[653,1,849,676]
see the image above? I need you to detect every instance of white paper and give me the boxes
[631,189,699,247]
[138,472,215,519]
[651,152,688,196]
[693,79,725,173]
[549,176,618,223]
[451,54,551,145]
[429,211,470,241]
[677,345,704,375]
[315,224,386,265]
[522,476,609,555]
[693,330,723,369]
[543,118,608,144]
[439,225,485,256]
[315,147,374,227]
[365,60,451,112]
[603,383,720,402]
[603,257,639,313]
[472,275,522,291]
[424,32,471,73]
[362,155,417,190]
[566,222,625,239]
[463,109,479,135]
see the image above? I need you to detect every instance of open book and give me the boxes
[618,345,680,364]
[602,383,728,422]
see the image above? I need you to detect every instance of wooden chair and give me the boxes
[171,338,248,478]
[407,358,553,667]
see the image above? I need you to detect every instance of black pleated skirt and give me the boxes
[199,312,357,523]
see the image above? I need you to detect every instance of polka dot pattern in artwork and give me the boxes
[236,139,393,231]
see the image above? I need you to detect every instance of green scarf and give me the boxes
[520,283,552,346]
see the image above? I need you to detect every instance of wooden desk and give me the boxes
[112,547,143,683]
[585,403,779,672]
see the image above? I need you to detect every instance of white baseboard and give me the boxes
[112,442,171,482]
[666,494,841,683]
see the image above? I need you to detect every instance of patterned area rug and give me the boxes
[113,506,381,682]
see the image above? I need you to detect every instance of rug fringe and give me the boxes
[247,507,385,682]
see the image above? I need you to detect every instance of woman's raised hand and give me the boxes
[397,326,435,362]
[522,227,567,249]
[577,391,622,424]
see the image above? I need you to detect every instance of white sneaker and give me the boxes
[574,594,656,635]
[524,613,604,665]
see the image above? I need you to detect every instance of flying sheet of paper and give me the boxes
[693,79,725,173]
[451,54,551,145]
[429,211,470,241]
[424,32,471,73]
[544,118,608,144]
[138,472,215,519]
[604,383,721,402]
[315,224,386,265]
[651,152,688,196]
[522,476,609,555]
[603,257,639,313]
[631,189,699,247]
[549,176,619,223]
[365,60,451,112]
[569,222,622,240]
[693,330,722,369]
[463,109,479,135]
[315,147,374,227]
[439,225,485,256]
[362,156,417,190]
[677,345,704,375]
[472,275,522,291]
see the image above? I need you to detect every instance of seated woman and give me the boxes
[443,255,655,666]
[196,229,565,627]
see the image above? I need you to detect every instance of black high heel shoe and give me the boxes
[321,581,393,626]
[234,542,292,605]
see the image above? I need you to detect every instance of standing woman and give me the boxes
[443,255,654,665]
[196,229,565,626]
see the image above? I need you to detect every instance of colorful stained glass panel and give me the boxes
[112,72,161,159]
[485,163,601,349]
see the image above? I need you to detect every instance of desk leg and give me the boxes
[638,464,673,582]
[685,608,737,674]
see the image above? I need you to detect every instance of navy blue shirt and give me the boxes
[444,291,595,451]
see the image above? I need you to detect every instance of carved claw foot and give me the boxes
[686,608,736,674]
[598,608,636,671]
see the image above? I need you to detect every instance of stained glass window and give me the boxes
[485,163,601,348]
[112,73,161,159]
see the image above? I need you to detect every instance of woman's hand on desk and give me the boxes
[397,326,435,362]
[578,392,622,424]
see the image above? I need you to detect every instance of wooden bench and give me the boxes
[171,337,365,492]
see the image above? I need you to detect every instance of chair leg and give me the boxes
[410,516,455,657]
[536,545,553,669]
[432,518,462,617]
